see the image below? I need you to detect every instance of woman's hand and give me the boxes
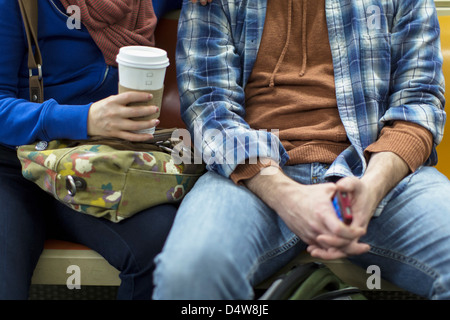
[87,91,159,141]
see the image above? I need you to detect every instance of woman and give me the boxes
[0,0,177,299]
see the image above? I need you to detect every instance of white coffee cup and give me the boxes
[116,46,170,134]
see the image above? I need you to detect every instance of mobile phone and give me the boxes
[332,191,353,225]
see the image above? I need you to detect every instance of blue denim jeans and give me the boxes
[153,163,450,299]
[0,145,177,300]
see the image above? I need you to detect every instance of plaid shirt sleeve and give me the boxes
[325,0,446,179]
[384,0,446,149]
[176,0,288,177]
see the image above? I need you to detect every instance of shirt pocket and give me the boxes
[359,33,391,102]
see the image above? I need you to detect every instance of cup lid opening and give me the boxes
[116,46,170,68]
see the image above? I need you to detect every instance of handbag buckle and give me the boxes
[65,175,87,196]
[155,140,174,153]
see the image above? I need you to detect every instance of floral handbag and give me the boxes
[17,132,205,222]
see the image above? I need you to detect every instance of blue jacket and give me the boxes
[0,0,183,149]
[0,0,123,148]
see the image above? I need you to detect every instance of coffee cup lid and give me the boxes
[116,46,170,69]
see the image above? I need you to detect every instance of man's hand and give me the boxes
[242,151,409,260]
[307,177,375,260]
[244,164,369,260]
[308,151,410,259]
[88,92,159,141]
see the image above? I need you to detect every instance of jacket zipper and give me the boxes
[49,0,68,17]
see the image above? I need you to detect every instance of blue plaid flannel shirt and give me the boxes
[176,0,446,180]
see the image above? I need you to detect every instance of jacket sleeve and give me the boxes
[176,0,288,177]
[383,0,446,164]
[0,0,90,147]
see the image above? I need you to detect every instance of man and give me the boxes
[153,0,450,299]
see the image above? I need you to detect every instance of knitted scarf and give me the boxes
[59,0,156,66]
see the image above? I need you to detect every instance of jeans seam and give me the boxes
[368,245,446,297]
[249,236,300,276]
[258,236,300,264]
[370,246,439,278]
[247,235,300,286]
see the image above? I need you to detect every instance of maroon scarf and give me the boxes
[60,0,156,66]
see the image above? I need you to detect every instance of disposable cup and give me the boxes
[116,46,170,134]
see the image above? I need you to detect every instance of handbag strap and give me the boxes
[18,0,43,103]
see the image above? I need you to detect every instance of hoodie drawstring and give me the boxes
[269,0,308,88]
[299,0,308,77]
